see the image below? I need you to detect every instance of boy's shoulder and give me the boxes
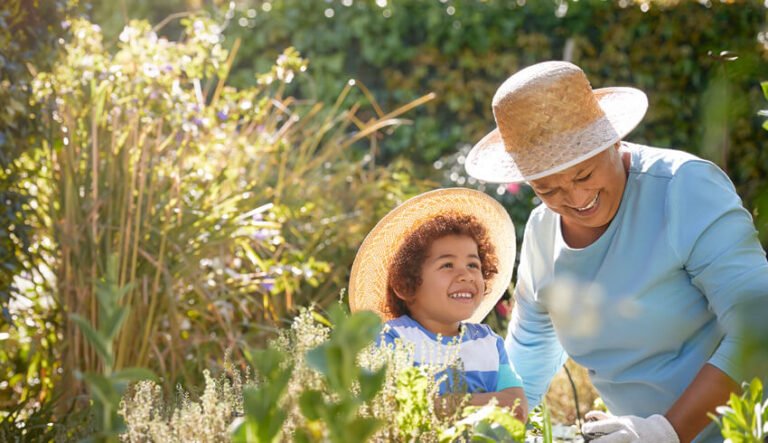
[462,322,502,341]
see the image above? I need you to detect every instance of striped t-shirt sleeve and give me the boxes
[377,323,401,348]
[496,334,524,390]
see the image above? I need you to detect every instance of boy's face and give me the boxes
[403,234,485,336]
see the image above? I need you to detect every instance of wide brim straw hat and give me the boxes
[466,61,648,183]
[349,188,515,323]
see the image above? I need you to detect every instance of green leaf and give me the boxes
[299,390,325,421]
[761,81,768,100]
[305,345,330,377]
[110,367,157,383]
[357,367,386,402]
[70,314,113,368]
[311,310,333,328]
[346,417,384,442]
[103,308,128,342]
[81,372,119,408]
[231,417,257,443]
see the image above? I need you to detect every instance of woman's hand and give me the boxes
[581,410,678,443]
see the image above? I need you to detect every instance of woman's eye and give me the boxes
[468,263,481,269]
[576,173,592,182]
[440,262,453,269]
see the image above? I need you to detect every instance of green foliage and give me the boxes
[119,306,537,442]
[439,401,526,443]
[755,82,768,245]
[528,403,554,443]
[227,0,768,249]
[232,348,293,443]
[72,255,156,442]
[760,82,768,131]
[0,0,70,430]
[120,367,246,442]
[395,366,433,438]
[297,305,386,442]
[28,10,431,413]
[711,377,768,443]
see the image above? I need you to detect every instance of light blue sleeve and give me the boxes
[505,221,568,410]
[666,161,768,383]
[495,334,523,390]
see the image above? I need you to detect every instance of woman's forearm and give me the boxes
[665,363,740,443]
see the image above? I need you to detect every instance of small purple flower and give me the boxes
[217,110,227,121]
[260,280,274,292]
[253,229,269,240]
[192,117,204,126]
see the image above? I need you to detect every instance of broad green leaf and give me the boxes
[357,367,386,402]
[299,390,324,421]
[103,308,128,341]
[81,372,119,407]
[346,417,384,443]
[305,345,330,376]
[70,314,113,368]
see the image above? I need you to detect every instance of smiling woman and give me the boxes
[465,60,768,443]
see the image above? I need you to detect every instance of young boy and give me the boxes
[349,188,527,422]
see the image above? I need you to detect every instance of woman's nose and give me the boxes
[563,187,593,208]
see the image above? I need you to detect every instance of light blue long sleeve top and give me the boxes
[505,143,768,443]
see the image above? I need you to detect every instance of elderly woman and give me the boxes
[465,61,768,443]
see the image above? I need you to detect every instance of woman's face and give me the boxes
[528,144,628,241]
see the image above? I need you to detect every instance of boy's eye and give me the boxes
[440,262,453,269]
[468,262,481,269]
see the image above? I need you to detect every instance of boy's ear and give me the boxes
[392,286,411,304]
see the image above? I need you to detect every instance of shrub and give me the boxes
[119,307,527,442]
[711,377,768,443]
[30,13,433,412]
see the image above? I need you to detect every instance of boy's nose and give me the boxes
[457,270,474,281]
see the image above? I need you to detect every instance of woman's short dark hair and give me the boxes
[385,213,499,318]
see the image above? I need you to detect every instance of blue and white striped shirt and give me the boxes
[381,315,523,394]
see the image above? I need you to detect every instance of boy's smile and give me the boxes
[403,234,485,336]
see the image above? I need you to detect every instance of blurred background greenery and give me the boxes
[1,0,766,439]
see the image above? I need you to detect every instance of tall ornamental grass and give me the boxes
[31,15,433,410]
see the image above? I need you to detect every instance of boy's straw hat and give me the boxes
[349,188,515,323]
[465,61,648,183]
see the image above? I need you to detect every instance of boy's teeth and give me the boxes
[449,292,472,299]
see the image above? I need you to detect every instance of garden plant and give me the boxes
[1,0,767,441]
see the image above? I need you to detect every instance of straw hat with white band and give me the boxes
[348,188,515,324]
[465,61,648,184]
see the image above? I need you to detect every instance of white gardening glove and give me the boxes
[581,410,679,443]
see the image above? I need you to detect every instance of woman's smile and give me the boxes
[573,192,600,216]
